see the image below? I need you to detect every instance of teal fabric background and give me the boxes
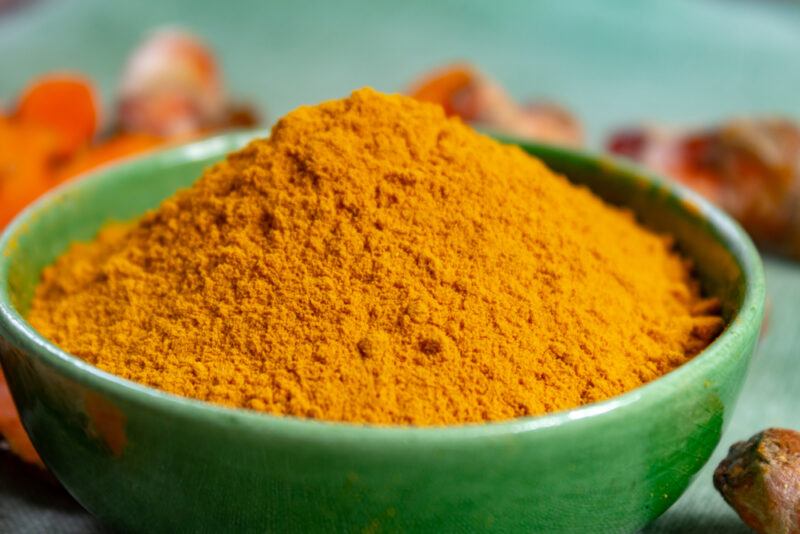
[2,0,799,531]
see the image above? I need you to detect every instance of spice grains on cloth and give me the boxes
[28,88,723,426]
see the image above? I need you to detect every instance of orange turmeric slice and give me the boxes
[409,64,476,117]
[0,370,42,466]
[0,116,61,228]
[15,74,99,157]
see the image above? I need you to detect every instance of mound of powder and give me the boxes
[29,88,722,425]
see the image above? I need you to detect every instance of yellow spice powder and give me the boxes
[28,88,722,425]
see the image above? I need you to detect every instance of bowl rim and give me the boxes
[0,131,766,442]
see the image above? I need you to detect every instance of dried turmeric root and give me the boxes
[608,119,800,260]
[409,63,582,147]
[714,428,800,534]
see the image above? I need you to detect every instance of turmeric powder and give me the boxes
[28,88,722,426]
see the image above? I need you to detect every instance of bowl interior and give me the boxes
[0,131,763,434]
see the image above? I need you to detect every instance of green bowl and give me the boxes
[0,132,765,533]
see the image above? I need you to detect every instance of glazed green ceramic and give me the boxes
[0,132,765,533]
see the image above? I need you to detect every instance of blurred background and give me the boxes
[2,1,800,532]
[3,0,800,144]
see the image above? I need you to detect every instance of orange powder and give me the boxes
[28,89,722,425]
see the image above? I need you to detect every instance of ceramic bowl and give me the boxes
[0,132,765,533]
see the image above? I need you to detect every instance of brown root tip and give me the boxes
[714,428,800,534]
